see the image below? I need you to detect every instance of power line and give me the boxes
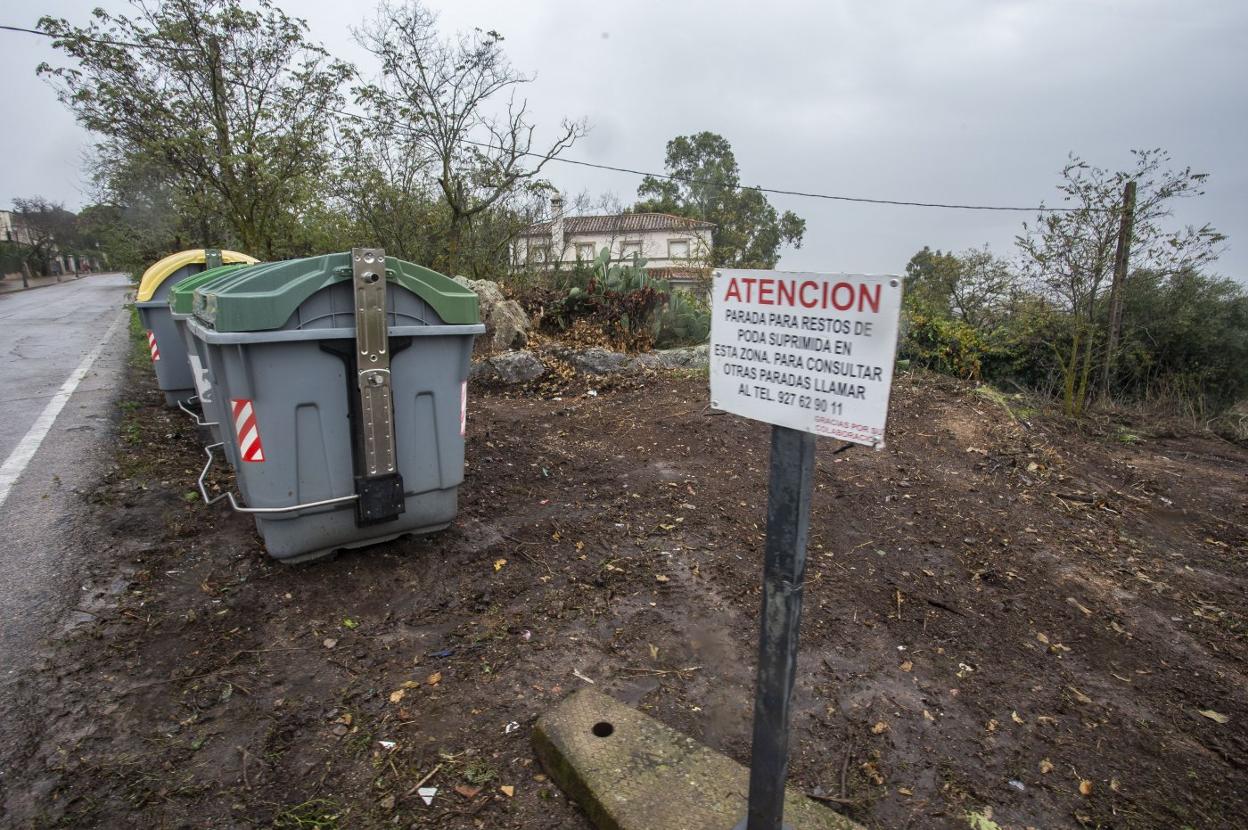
[0,23,187,52]
[6,21,1095,214]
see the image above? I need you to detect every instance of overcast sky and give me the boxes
[2,0,1245,280]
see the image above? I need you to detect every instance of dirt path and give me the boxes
[2,358,1245,829]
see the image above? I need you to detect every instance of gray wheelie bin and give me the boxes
[168,263,255,463]
[188,249,483,563]
[135,248,258,405]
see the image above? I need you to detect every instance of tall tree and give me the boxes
[950,246,1015,331]
[1015,149,1224,415]
[357,1,585,274]
[903,246,961,315]
[38,0,353,257]
[635,132,805,269]
[12,197,78,276]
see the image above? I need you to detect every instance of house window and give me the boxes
[668,239,690,260]
[621,240,642,260]
[529,242,550,263]
[576,242,595,260]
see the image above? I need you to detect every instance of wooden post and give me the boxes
[1101,181,1137,400]
[737,424,816,830]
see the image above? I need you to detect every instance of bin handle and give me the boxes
[178,395,219,428]
[196,442,359,515]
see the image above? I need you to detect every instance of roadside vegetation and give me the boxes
[21,0,1242,435]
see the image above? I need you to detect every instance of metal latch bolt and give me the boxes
[351,247,405,524]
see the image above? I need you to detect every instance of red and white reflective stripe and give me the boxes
[231,399,265,462]
[460,381,467,437]
[146,330,160,362]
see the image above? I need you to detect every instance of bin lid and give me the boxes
[167,263,253,315]
[192,252,480,332]
[136,248,259,302]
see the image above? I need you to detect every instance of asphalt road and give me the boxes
[0,273,132,685]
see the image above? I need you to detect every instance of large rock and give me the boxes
[568,347,631,375]
[453,276,530,352]
[654,344,709,369]
[471,350,547,384]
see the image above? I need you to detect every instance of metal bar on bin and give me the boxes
[204,248,223,269]
[197,441,357,515]
[177,395,219,428]
[350,247,405,525]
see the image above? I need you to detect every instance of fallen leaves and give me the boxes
[499,785,515,798]
[1198,709,1230,724]
[1039,758,1054,774]
[426,671,442,686]
[1011,711,1025,725]
[871,721,889,735]
[455,784,482,799]
[1079,779,1094,796]
[899,660,913,672]
[493,558,507,572]
[389,689,405,704]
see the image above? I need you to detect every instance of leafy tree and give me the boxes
[38,0,353,258]
[356,1,585,274]
[950,246,1015,330]
[635,132,805,268]
[1016,149,1224,416]
[12,197,78,276]
[903,246,961,315]
[1116,268,1248,413]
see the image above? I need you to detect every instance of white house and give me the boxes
[0,210,33,245]
[514,196,714,289]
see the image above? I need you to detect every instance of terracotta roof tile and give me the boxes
[519,212,714,237]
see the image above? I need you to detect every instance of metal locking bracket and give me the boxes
[350,247,405,525]
[197,441,358,515]
[177,395,218,428]
[205,248,223,269]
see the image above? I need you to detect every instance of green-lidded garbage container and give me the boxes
[168,262,255,461]
[188,249,483,563]
[135,248,259,405]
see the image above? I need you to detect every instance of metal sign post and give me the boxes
[735,425,816,830]
[711,269,904,830]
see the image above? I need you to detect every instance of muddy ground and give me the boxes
[1,348,1246,830]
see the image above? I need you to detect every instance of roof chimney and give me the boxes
[550,195,564,257]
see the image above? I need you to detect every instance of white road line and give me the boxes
[0,309,129,510]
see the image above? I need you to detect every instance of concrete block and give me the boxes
[533,689,861,830]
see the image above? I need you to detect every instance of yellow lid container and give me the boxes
[136,249,259,302]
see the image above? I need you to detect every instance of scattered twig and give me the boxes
[924,597,965,617]
[403,762,443,798]
[1054,492,1099,504]
[617,665,702,677]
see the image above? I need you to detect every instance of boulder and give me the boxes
[654,344,709,369]
[453,276,530,352]
[568,347,631,375]
[472,350,546,385]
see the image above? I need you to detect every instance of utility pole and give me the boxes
[1101,180,1137,401]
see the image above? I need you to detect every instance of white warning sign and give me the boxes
[710,269,904,447]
